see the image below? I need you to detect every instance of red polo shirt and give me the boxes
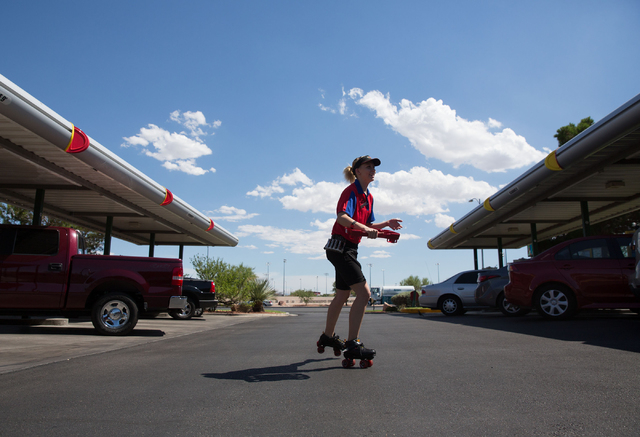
[331,179,376,244]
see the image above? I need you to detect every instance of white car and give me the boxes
[263,300,274,307]
[419,269,489,316]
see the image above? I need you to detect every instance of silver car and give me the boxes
[419,269,488,316]
[474,266,530,317]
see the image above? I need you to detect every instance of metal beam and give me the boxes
[32,189,44,226]
[104,216,113,255]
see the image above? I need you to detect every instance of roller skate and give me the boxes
[342,338,376,369]
[317,332,345,357]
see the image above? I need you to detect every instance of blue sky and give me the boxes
[4,1,639,292]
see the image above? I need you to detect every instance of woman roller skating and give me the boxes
[318,155,403,368]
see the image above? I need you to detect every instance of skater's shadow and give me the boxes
[202,358,336,383]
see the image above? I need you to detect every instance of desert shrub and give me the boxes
[390,292,412,308]
[237,302,252,313]
[248,278,275,312]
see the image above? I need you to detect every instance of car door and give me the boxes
[0,228,66,309]
[554,238,627,303]
[454,271,483,305]
[613,236,636,300]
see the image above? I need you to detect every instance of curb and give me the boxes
[0,317,69,326]
[400,308,441,314]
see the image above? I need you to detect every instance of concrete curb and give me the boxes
[0,317,69,326]
[400,308,441,314]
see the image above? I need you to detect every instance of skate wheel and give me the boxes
[359,360,368,369]
[333,348,341,357]
[367,359,373,368]
[317,343,325,354]
[342,358,355,368]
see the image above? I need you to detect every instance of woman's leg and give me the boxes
[324,288,351,336]
[347,281,371,341]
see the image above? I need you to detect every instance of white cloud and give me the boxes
[122,111,219,175]
[208,205,259,222]
[434,213,455,228]
[274,167,496,217]
[237,219,414,257]
[247,168,313,198]
[319,103,336,113]
[236,223,329,255]
[163,159,213,175]
[349,89,546,172]
[370,250,392,258]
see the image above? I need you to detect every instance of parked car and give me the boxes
[505,235,638,320]
[263,300,274,307]
[0,224,186,335]
[420,269,489,316]
[169,278,218,320]
[474,266,531,317]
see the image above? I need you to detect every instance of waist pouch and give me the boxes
[325,235,349,253]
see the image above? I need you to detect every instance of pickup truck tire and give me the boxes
[497,292,531,317]
[438,295,465,316]
[91,294,139,335]
[169,297,196,320]
[534,284,577,320]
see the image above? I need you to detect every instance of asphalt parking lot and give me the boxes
[1,308,639,436]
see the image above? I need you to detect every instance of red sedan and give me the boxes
[504,235,638,319]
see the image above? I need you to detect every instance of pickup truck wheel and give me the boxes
[497,292,531,317]
[439,295,465,316]
[91,294,139,336]
[169,297,196,320]
[194,307,204,317]
[535,284,576,320]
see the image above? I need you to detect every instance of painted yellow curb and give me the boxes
[400,308,441,314]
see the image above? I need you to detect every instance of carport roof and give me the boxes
[428,93,640,250]
[0,74,238,248]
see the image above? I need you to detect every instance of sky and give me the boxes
[3,0,639,293]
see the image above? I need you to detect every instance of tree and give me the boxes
[247,278,276,312]
[553,117,594,147]
[190,255,257,307]
[291,289,316,305]
[399,275,432,292]
[0,203,104,254]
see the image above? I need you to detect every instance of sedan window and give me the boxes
[455,272,482,284]
[615,237,633,259]
[567,239,610,260]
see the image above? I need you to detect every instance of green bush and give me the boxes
[237,302,252,313]
[390,292,412,308]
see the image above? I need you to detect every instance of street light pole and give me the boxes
[469,198,485,268]
[367,263,372,286]
[283,259,287,295]
[436,263,440,283]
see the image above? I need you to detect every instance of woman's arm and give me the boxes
[337,212,378,238]
[370,219,403,231]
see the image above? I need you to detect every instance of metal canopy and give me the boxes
[0,74,238,248]
[428,93,640,251]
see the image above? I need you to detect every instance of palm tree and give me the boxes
[248,278,276,312]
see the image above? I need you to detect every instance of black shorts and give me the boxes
[326,237,366,290]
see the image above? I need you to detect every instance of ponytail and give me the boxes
[343,166,356,183]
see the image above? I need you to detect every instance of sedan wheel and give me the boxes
[439,296,464,316]
[497,292,530,317]
[535,285,576,320]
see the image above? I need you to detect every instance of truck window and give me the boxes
[13,230,59,255]
[0,229,16,255]
[77,233,86,255]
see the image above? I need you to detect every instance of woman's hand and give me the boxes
[387,219,403,230]
[364,227,379,239]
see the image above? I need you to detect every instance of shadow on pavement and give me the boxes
[413,310,640,353]
[0,325,166,337]
[202,358,337,382]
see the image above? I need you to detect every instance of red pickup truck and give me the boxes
[0,225,186,335]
